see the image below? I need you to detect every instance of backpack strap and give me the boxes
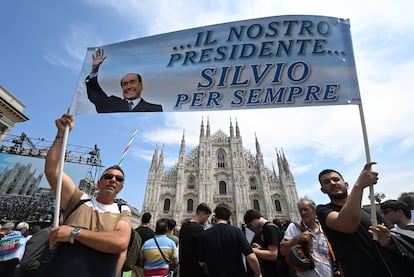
[321,228,343,276]
[64,199,91,223]
[118,202,135,251]
[293,221,306,232]
[153,236,170,263]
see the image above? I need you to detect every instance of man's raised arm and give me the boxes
[44,114,76,211]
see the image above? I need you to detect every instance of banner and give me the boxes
[69,15,361,115]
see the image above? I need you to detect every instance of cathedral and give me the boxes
[0,162,42,196]
[142,119,300,226]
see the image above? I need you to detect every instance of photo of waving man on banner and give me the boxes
[85,48,163,113]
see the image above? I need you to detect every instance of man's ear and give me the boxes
[344,181,349,189]
[320,186,326,193]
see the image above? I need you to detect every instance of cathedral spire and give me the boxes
[150,144,159,172]
[276,148,283,175]
[206,117,210,137]
[158,144,164,172]
[200,117,204,138]
[230,118,234,137]
[179,130,186,163]
[255,133,261,154]
[272,161,276,176]
[281,148,292,174]
[180,130,186,151]
[276,148,293,180]
[236,118,240,137]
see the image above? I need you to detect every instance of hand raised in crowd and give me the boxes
[355,162,379,189]
[91,48,107,72]
[55,114,74,135]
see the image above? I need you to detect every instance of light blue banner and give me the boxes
[70,15,361,114]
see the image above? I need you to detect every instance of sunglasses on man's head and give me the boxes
[102,173,125,182]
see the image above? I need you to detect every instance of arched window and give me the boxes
[163,198,171,212]
[187,199,194,212]
[249,177,257,190]
[274,200,282,212]
[217,149,226,168]
[188,175,195,189]
[253,199,260,211]
[219,181,227,194]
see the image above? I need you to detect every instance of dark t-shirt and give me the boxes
[179,221,207,277]
[317,202,410,277]
[199,223,253,277]
[135,226,154,244]
[257,222,281,277]
[39,241,118,277]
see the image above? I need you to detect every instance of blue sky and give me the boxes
[1,0,413,211]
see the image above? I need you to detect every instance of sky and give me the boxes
[1,0,413,212]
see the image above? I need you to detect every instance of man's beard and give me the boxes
[329,188,348,200]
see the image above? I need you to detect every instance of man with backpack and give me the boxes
[42,114,132,277]
[139,218,178,277]
[243,209,284,277]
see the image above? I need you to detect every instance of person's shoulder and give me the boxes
[118,203,132,213]
[284,222,296,232]
[263,222,282,237]
[186,220,202,227]
[402,225,414,231]
[316,202,337,212]
[263,221,280,230]
[283,222,300,237]
[141,237,154,248]
[316,202,330,209]
[139,98,163,110]
[167,234,179,242]
[136,226,153,232]
[4,231,26,240]
[183,221,203,233]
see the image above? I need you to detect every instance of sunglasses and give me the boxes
[102,173,125,183]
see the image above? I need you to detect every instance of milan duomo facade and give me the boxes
[0,162,42,195]
[142,119,300,226]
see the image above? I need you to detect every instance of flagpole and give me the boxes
[53,124,70,227]
[358,103,378,240]
[119,129,138,166]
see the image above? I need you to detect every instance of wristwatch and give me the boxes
[70,227,81,244]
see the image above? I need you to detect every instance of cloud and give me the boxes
[43,23,105,70]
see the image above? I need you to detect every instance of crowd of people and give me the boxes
[1,113,414,277]
[0,195,55,223]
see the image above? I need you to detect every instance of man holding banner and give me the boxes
[86,48,163,113]
[41,114,132,277]
[316,163,411,277]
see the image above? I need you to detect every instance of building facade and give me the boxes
[0,85,29,142]
[142,119,300,226]
[0,162,43,196]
